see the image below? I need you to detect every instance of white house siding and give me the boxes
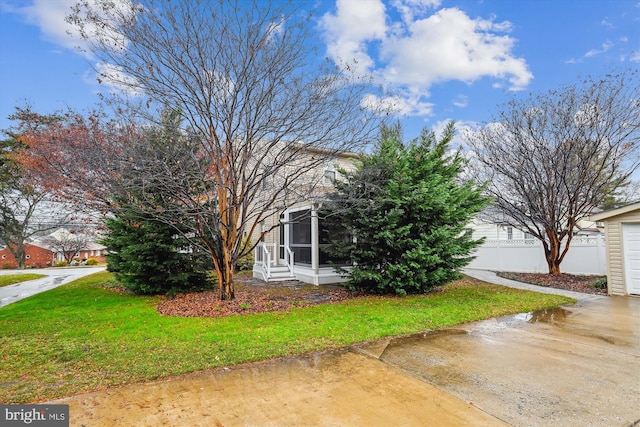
[598,210,640,296]
[469,220,528,241]
[250,149,358,285]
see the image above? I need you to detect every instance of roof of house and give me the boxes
[588,201,640,221]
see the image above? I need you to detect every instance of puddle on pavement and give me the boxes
[511,307,571,324]
[527,307,570,324]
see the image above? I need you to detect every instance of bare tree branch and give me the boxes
[464,70,640,274]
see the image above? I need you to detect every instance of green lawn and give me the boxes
[0,271,574,403]
[0,273,47,287]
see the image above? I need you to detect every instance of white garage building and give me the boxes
[590,202,640,296]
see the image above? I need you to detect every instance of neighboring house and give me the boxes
[467,209,607,275]
[589,202,640,296]
[0,243,56,269]
[32,228,107,265]
[470,208,602,242]
[252,149,358,285]
[0,228,107,269]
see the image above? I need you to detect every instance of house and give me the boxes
[467,208,606,275]
[469,207,602,241]
[0,228,107,269]
[32,228,107,264]
[589,202,640,296]
[252,149,358,285]
[0,243,57,269]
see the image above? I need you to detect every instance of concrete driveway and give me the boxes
[0,267,106,308]
[51,271,640,427]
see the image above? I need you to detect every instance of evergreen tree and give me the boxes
[101,111,214,295]
[326,123,490,295]
[103,212,212,295]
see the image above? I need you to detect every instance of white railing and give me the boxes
[254,243,276,281]
[284,246,295,276]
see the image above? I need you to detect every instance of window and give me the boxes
[25,254,31,259]
[1,254,6,259]
[262,166,273,190]
[323,168,336,184]
[507,227,513,240]
[289,209,312,264]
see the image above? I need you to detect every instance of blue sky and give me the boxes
[1,0,638,138]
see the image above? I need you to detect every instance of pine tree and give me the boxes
[326,123,490,295]
[101,111,214,295]
[103,212,212,295]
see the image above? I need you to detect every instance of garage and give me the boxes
[590,202,640,296]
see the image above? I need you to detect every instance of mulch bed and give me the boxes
[154,272,607,318]
[156,275,360,318]
[495,272,607,295]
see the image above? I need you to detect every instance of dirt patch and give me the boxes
[156,274,360,318]
[496,272,607,295]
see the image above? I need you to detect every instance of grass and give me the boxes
[0,273,47,287]
[0,271,574,404]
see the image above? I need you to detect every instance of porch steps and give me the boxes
[265,265,296,282]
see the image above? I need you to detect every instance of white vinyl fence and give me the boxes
[467,236,607,275]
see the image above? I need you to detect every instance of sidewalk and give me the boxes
[462,268,606,302]
[0,267,105,308]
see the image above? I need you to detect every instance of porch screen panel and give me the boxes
[289,209,312,264]
[319,212,352,266]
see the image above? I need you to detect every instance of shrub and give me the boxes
[325,123,490,295]
[54,260,67,267]
[590,277,607,290]
[85,258,99,266]
[235,239,255,272]
[2,263,14,270]
[102,213,213,295]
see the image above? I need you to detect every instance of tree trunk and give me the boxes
[543,232,562,275]
[7,243,26,270]
[212,253,235,301]
[211,234,236,301]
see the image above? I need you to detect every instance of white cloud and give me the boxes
[584,41,613,58]
[630,51,640,62]
[601,17,614,29]
[320,0,388,76]
[321,2,533,118]
[93,62,142,97]
[10,0,138,97]
[380,8,531,90]
[453,95,468,108]
[9,0,89,55]
[391,0,442,23]
[361,93,434,117]
[431,118,478,150]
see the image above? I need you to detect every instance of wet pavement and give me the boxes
[367,296,640,427]
[49,271,639,426]
[0,267,106,308]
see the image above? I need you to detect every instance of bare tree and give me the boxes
[63,0,380,299]
[464,70,640,275]
[39,228,92,265]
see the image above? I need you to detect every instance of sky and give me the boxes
[0,0,638,139]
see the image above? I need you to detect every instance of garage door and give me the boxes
[622,223,640,295]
